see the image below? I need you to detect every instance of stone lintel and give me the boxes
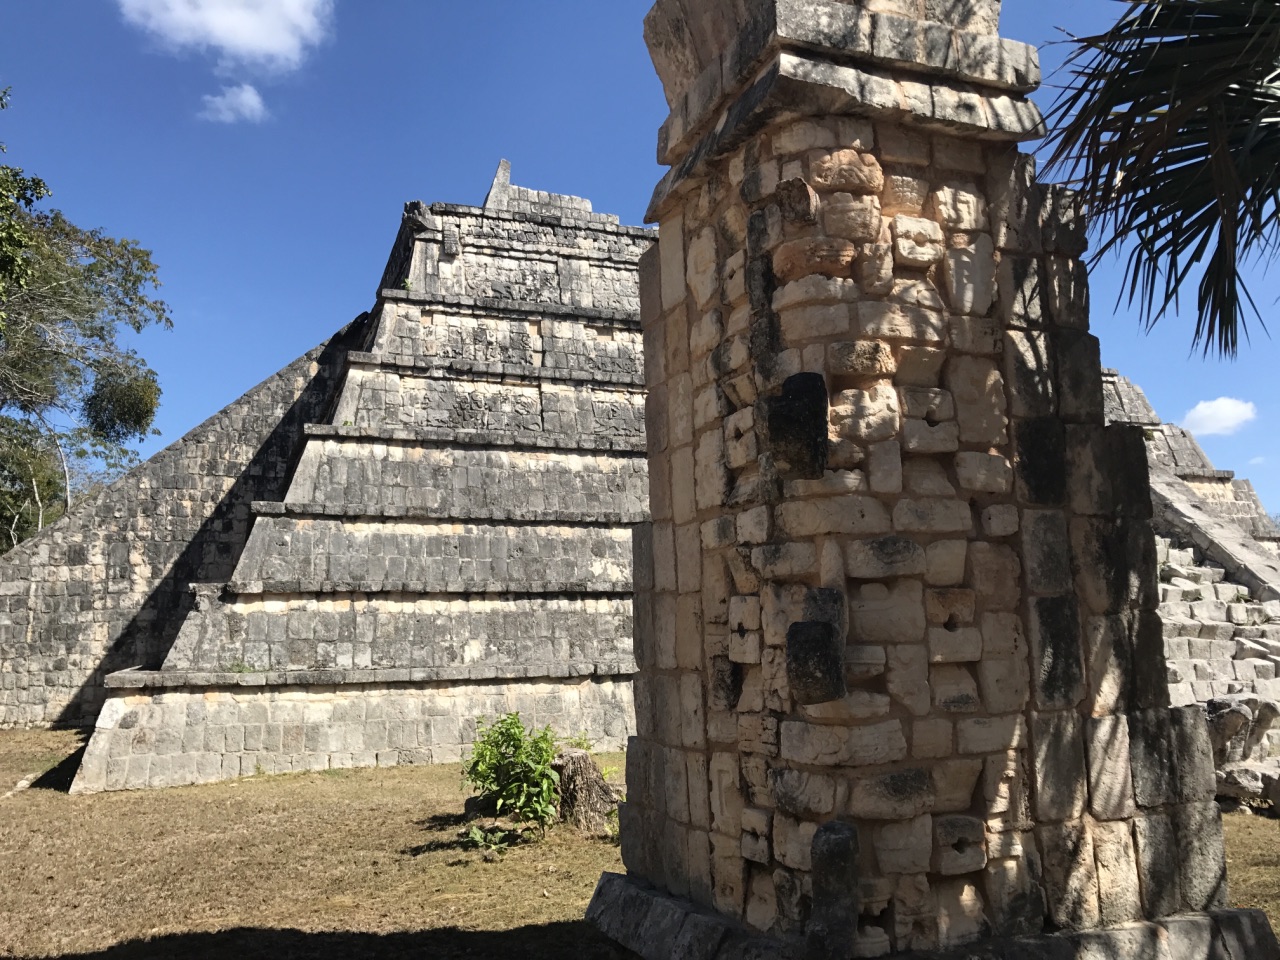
[587,871,1280,960]
[650,0,1041,170]
[645,50,1044,222]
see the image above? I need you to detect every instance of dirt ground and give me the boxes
[1,731,1278,959]
[0,731,634,959]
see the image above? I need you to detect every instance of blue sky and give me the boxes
[2,1,1277,510]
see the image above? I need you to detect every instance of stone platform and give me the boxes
[589,872,1280,960]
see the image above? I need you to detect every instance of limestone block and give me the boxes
[1133,812,1181,918]
[933,815,987,875]
[1027,595,1086,709]
[1055,331,1105,424]
[983,751,1032,830]
[955,452,1012,494]
[935,878,987,950]
[852,580,926,644]
[774,815,818,871]
[752,543,819,580]
[857,301,946,343]
[745,866,777,931]
[776,496,892,538]
[984,850,1046,939]
[827,343,891,385]
[1092,820,1142,926]
[977,657,1030,714]
[882,173,929,216]
[808,821,862,956]
[1173,801,1229,913]
[868,439,903,494]
[823,193,882,243]
[849,766,935,819]
[857,242,895,296]
[781,719,907,766]
[774,238,859,283]
[930,184,989,231]
[770,767,837,819]
[1004,330,1056,418]
[832,384,901,443]
[958,715,1028,755]
[950,315,1001,355]
[1020,510,1072,595]
[998,256,1045,327]
[914,719,955,758]
[945,355,1008,445]
[888,643,932,716]
[942,235,996,316]
[778,178,820,225]
[926,589,975,626]
[929,627,983,663]
[1085,715,1136,820]
[926,540,968,587]
[968,543,1021,611]
[1037,820,1101,931]
[932,664,981,713]
[809,149,885,194]
[896,346,947,386]
[1014,416,1068,507]
[1045,256,1090,330]
[894,499,973,534]
[774,275,861,313]
[876,815,933,875]
[903,420,960,454]
[1031,712,1088,821]
[846,536,926,579]
[801,691,892,724]
[982,504,1019,537]
[904,459,955,496]
[982,612,1026,658]
[893,215,945,268]
[659,214,687,312]
[686,227,719,309]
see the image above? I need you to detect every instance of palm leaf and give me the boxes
[1044,0,1280,357]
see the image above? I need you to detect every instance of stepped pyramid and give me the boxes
[68,165,654,792]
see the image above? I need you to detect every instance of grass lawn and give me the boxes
[0,731,634,959]
[1,731,1278,959]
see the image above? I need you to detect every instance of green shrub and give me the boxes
[462,712,560,830]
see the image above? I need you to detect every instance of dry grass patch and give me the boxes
[0,731,633,959]
[1224,811,1280,920]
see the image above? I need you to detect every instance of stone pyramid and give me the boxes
[69,165,653,791]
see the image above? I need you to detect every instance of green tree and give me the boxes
[0,93,170,548]
[1045,0,1280,357]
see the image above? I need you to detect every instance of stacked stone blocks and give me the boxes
[592,0,1275,957]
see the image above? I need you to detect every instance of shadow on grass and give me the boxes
[29,734,88,793]
[33,921,638,960]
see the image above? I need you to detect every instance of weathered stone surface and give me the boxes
[785,622,847,705]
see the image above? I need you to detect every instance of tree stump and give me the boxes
[554,748,619,836]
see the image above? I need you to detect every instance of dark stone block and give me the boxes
[1053,330,1104,424]
[1129,709,1177,808]
[710,655,744,712]
[802,587,847,634]
[1169,706,1216,804]
[1210,909,1280,960]
[1174,801,1229,913]
[1013,417,1067,506]
[767,373,829,480]
[1128,609,1171,711]
[807,821,860,960]
[777,178,819,224]
[1105,424,1154,520]
[786,621,847,705]
[1027,595,1085,710]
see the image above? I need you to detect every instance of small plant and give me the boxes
[461,823,530,854]
[226,661,255,674]
[462,712,560,831]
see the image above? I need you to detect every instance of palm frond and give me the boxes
[1044,0,1280,357]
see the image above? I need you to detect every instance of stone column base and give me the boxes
[586,872,1280,960]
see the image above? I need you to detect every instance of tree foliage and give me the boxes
[1045,0,1280,357]
[0,91,170,549]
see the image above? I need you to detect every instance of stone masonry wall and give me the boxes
[72,674,633,793]
[0,321,367,728]
[588,2,1266,958]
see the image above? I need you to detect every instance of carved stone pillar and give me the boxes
[588,1,1280,957]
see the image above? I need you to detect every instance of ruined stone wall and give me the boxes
[587,2,1277,958]
[0,325,364,729]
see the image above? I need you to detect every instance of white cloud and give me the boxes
[198,83,269,123]
[117,0,333,73]
[1182,397,1258,437]
[1251,456,1267,466]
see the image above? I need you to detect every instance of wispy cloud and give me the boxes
[117,0,333,120]
[199,83,268,123]
[1182,397,1258,437]
[1250,456,1267,466]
